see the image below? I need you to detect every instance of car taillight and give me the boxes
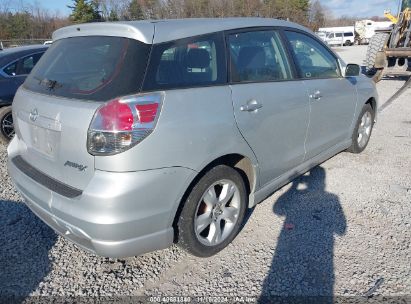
[87,92,163,155]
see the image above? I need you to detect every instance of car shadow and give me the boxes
[0,200,57,299]
[259,166,347,303]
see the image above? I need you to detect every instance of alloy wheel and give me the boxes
[194,180,241,246]
[1,111,14,140]
[357,111,372,148]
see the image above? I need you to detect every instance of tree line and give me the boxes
[0,0,384,40]
[70,0,326,29]
[0,0,70,40]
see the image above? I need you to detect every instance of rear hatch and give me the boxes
[13,35,152,190]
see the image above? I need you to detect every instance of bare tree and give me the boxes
[308,0,326,30]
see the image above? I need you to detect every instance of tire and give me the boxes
[365,32,389,75]
[177,165,247,257]
[347,104,375,154]
[344,40,352,46]
[0,106,14,144]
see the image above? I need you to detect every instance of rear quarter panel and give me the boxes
[94,86,258,179]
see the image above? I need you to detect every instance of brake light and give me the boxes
[87,92,163,155]
[99,99,133,131]
[135,103,159,123]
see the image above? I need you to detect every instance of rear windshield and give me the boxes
[24,36,151,101]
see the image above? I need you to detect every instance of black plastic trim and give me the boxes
[12,155,83,198]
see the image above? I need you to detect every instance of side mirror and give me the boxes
[345,64,360,77]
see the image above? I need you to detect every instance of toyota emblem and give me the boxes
[29,108,39,122]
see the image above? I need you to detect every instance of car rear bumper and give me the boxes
[7,144,196,257]
[20,194,174,257]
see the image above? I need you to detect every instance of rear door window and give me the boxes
[228,30,292,83]
[3,62,17,76]
[143,32,226,91]
[285,31,341,79]
[24,36,151,101]
[18,52,44,75]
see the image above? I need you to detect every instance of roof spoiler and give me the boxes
[52,22,155,45]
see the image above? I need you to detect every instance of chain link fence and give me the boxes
[0,39,51,50]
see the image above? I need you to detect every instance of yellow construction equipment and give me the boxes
[365,0,411,82]
[384,10,399,24]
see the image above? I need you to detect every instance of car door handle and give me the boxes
[240,100,263,112]
[309,90,322,100]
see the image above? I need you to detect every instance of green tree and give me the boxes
[68,0,101,23]
[108,9,119,21]
[263,0,310,24]
[6,12,31,39]
[402,0,411,11]
[128,0,144,20]
[292,0,310,11]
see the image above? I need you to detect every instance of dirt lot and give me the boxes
[0,45,410,302]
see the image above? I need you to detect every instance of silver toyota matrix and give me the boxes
[7,18,378,258]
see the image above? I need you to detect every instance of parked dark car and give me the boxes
[0,45,48,143]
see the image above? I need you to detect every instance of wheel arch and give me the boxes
[365,97,377,113]
[171,153,257,242]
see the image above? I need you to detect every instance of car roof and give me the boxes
[53,18,311,44]
[0,45,48,67]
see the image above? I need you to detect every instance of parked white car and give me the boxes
[325,31,355,46]
[318,26,355,46]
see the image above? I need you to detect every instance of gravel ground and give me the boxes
[0,46,410,301]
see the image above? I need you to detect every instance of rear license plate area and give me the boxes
[30,125,59,157]
[17,110,61,158]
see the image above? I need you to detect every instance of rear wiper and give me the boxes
[35,77,63,91]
